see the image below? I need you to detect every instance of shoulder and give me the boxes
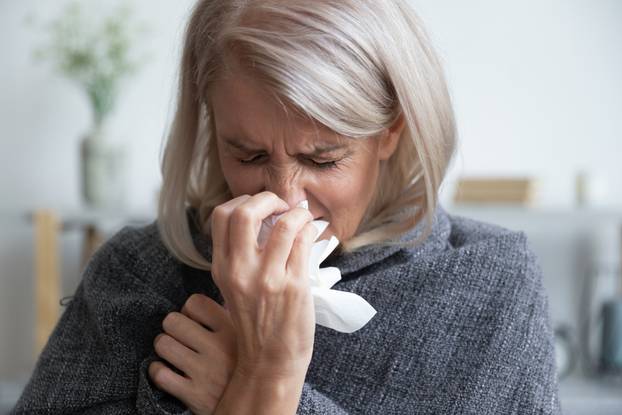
[104,218,168,253]
[447,212,538,272]
[83,219,181,290]
[419,211,544,302]
[447,212,527,251]
[401,213,559,413]
[104,220,173,263]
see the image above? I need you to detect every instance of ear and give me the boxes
[377,112,406,161]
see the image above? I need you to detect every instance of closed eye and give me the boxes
[239,155,340,170]
[239,154,266,164]
[306,159,338,169]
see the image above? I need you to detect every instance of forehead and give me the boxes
[208,73,348,147]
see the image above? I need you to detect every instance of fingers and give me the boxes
[210,194,251,259]
[286,221,319,279]
[153,333,199,378]
[148,360,192,401]
[162,311,215,354]
[210,191,315,291]
[263,207,314,281]
[210,192,290,260]
[228,192,290,256]
[181,294,231,333]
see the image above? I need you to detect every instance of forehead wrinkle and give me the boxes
[214,88,355,156]
[222,135,351,157]
[211,74,356,156]
[221,110,354,156]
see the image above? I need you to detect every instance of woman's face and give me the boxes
[209,73,403,242]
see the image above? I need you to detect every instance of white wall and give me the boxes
[0,0,195,379]
[418,0,622,207]
[1,0,621,381]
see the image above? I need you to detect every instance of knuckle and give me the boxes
[262,191,287,209]
[262,190,278,201]
[229,274,248,292]
[261,278,282,296]
[231,205,254,226]
[273,218,295,236]
[212,205,228,222]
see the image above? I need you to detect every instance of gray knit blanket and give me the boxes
[11,204,561,414]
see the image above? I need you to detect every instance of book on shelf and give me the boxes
[453,177,537,205]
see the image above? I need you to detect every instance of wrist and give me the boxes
[236,367,305,398]
[213,364,307,415]
[234,357,310,382]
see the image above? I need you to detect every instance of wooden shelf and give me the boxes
[446,204,622,233]
[448,203,622,216]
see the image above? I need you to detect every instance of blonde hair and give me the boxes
[158,0,457,271]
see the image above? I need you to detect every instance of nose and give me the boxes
[264,167,308,209]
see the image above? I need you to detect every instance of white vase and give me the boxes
[80,125,128,209]
[575,171,611,207]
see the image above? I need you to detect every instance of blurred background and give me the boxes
[1,0,621,413]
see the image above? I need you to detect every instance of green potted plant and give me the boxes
[28,1,150,208]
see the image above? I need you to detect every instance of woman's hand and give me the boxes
[148,293,237,415]
[210,191,318,382]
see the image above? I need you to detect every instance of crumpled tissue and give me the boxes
[257,200,376,333]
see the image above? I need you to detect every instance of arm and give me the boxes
[213,370,350,415]
[505,241,562,414]
[460,234,562,414]
[11,226,352,415]
[213,370,305,414]
[10,231,190,414]
[494,295,561,413]
[203,194,354,415]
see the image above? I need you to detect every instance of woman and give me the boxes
[12,0,561,414]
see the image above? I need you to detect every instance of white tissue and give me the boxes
[257,200,377,333]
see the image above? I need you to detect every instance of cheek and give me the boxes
[315,163,378,217]
[321,176,364,208]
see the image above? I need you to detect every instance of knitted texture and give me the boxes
[11,204,561,414]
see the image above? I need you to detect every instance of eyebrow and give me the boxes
[222,137,349,157]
